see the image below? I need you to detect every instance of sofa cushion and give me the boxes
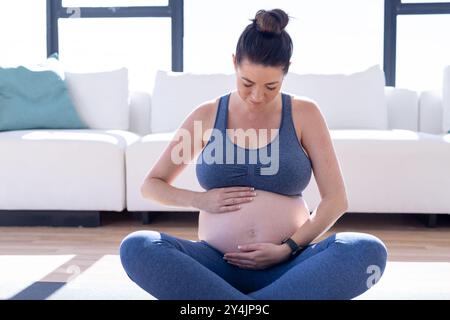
[303,129,450,213]
[150,66,388,133]
[283,65,388,130]
[0,129,140,211]
[127,129,450,213]
[0,64,87,132]
[419,90,443,134]
[126,132,204,211]
[151,70,235,133]
[443,65,450,133]
[65,68,130,130]
[385,87,418,131]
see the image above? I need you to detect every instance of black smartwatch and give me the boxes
[281,237,305,257]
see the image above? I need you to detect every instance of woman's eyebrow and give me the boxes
[241,77,279,85]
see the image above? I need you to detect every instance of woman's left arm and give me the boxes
[288,99,349,248]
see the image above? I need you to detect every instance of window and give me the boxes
[184,0,384,75]
[401,0,450,3]
[0,0,47,66]
[3,0,447,93]
[62,0,168,7]
[58,18,172,91]
[48,0,182,91]
[397,14,450,91]
[384,0,450,87]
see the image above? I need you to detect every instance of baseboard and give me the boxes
[0,210,101,227]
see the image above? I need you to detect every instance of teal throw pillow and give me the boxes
[0,65,88,131]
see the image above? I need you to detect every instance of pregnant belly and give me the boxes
[198,189,310,254]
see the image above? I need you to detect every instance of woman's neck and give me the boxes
[232,91,281,122]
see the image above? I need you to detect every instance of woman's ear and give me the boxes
[232,54,238,70]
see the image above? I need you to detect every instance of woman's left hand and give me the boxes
[223,242,291,270]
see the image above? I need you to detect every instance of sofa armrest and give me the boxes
[443,65,450,133]
[419,90,444,135]
[385,86,419,131]
[129,91,151,136]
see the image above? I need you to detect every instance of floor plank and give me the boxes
[1,212,449,286]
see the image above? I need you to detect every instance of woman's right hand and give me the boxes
[194,186,256,213]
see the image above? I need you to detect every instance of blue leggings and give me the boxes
[119,231,387,300]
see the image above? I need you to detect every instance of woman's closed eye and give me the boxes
[243,84,277,91]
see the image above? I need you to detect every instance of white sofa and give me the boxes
[0,91,149,226]
[126,66,450,227]
[1,66,449,227]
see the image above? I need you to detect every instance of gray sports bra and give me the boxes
[195,92,312,197]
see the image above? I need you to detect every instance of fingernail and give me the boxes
[237,245,241,249]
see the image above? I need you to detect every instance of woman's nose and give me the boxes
[250,89,264,102]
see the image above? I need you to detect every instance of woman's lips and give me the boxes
[249,100,263,106]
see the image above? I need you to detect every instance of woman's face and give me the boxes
[233,54,286,109]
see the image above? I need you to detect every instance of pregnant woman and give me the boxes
[120,9,387,300]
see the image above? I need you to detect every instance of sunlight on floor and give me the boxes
[0,255,75,299]
[1,255,449,300]
[356,261,450,300]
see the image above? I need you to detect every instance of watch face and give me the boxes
[286,239,299,251]
[293,246,305,256]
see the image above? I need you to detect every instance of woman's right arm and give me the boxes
[141,177,202,210]
[140,101,255,213]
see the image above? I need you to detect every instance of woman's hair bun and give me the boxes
[253,9,289,35]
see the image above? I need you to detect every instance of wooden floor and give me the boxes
[0,212,449,283]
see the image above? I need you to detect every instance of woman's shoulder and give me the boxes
[188,97,220,122]
[287,94,322,139]
[288,94,321,120]
[174,97,221,141]
[287,94,318,110]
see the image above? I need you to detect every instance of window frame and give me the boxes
[384,0,450,86]
[46,0,450,79]
[46,0,184,71]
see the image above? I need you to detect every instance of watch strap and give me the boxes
[282,237,305,257]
